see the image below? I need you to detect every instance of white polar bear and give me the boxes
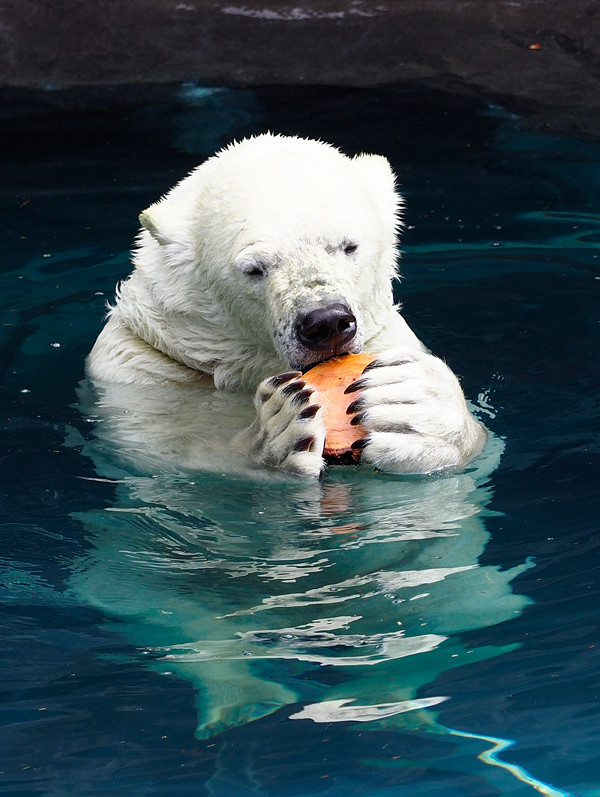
[87,134,486,477]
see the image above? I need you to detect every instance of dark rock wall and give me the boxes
[2,1,600,134]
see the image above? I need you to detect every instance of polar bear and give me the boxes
[87,133,486,477]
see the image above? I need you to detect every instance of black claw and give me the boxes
[350,437,368,450]
[363,355,416,371]
[269,371,302,387]
[345,397,364,415]
[259,390,271,404]
[361,358,384,372]
[350,411,366,426]
[294,435,315,452]
[292,388,314,406]
[298,403,320,420]
[344,377,368,395]
[282,380,306,397]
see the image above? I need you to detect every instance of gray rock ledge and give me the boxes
[2,0,600,136]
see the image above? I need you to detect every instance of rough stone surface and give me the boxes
[2,0,600,134]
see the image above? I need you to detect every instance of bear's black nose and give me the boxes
[296,303,357,352]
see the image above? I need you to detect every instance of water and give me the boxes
[1,86,599,796]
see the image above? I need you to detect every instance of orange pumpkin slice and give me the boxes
[304,353,374,464]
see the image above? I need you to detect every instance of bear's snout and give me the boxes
[296,303,357,355]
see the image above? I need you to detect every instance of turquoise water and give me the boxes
[1,87,599,796]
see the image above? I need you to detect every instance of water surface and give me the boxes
[1,86,599,796]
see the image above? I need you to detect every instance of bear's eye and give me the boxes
[244,266,265,278]
[343,241,359,256]
[239,260,267,279]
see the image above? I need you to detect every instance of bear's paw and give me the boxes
[250,371,327,478]
[342,350,487,474]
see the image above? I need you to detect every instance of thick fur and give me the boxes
[87,134,486,477]
[74,135,531,744]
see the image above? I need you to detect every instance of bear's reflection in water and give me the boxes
[70,378,530,739]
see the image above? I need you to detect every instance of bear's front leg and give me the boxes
[345,350,487,474]
[235,371,326,478]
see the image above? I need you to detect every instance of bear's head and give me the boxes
[127,134,403,388]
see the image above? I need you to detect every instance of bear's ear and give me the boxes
[352,153,403,227]
[139,202,178,247]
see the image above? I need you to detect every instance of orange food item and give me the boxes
[304,353,374,464]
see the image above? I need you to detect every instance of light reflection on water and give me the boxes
[68,424,531,752]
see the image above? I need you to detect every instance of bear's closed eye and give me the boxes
[242,264,266,279]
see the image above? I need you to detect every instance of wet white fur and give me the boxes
[87,134,486,477]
